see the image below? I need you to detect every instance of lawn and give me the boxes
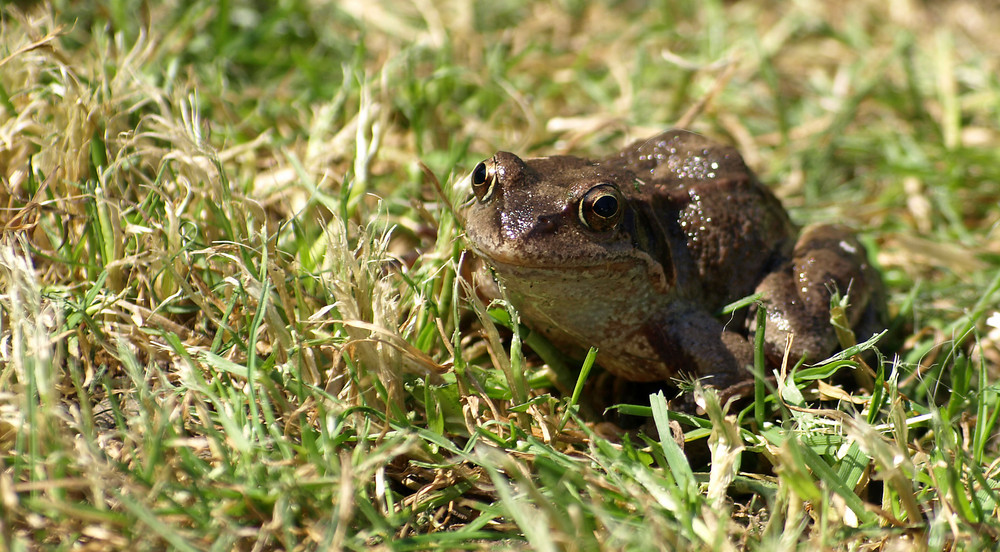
[1,0,999,550]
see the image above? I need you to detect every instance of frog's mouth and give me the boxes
[467,240,673,297]
[466,241,634,271]
[482,253,632,272]
[470,244,665,280]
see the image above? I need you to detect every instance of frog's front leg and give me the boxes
[753,224,884,364]
[642,305,755,389]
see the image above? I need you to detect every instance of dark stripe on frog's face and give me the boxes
[617,196,675,288]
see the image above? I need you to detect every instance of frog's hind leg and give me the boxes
[751,223,883,366]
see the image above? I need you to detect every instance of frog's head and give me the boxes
[461,150,675,375]
[465,152,639,266]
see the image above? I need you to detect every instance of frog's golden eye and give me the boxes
[471,160,498,202]
[579,184,623,231]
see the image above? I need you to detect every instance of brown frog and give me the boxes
[464,130,885,389]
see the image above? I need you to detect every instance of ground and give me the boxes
[1,1,999,550]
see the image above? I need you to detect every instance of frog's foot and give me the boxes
[752,223,883,364]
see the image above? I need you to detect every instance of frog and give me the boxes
[462,129,886,391]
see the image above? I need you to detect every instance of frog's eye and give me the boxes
[471,160,498,202]
[579,184,623,231]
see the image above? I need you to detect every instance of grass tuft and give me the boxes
[1,0,999,549]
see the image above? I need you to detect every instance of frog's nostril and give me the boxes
[534,215,558,233]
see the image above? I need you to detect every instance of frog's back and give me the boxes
[607,130,797,306]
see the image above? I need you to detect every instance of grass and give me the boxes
[1,0,999,549]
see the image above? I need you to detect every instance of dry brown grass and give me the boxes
[1,0,999,549]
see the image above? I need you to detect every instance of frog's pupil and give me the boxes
[593,195,618,218]
[472,162,487,186]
